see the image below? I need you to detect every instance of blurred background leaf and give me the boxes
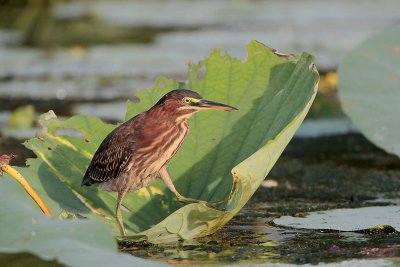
[338,26,400,157]
[8,105,35,128]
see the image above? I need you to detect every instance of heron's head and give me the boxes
[154,89,237,115]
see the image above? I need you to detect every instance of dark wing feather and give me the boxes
[81,117,139,186]
[81,145,132,186]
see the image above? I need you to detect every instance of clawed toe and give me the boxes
[176,195,226,211]
[205,203,226,212]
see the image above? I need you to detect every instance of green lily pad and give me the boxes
[274,206,400,232]
[8,41,319,243]
[0,178,163,267]
[338,26,400,157]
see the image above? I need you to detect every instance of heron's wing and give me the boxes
[82,144,132,186]
[81,114,144,186]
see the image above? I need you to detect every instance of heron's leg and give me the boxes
[159,166,226,211]
[116,190,127,235]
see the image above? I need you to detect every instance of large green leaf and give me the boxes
[338,26,400,157]
[10,41,319,243]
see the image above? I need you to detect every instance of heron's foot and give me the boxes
[176,195,226,212]
[210,196,229,205]
[118,221,127,236]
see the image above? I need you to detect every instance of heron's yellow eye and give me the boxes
[183,97,191,104]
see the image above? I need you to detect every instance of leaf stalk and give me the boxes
[0,155,52,217]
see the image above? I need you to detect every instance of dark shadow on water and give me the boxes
[0,252,64,267]
[128,213,400,264]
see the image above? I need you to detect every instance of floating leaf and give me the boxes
[0,179,163,267]
[274,206,400,232]
[338,26,400,157]
[8,105,35,128]
[7,41,319,243]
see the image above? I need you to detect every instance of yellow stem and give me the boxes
[1,164,52,217]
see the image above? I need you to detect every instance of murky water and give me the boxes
[125,216,400,265]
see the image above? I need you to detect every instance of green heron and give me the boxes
[81,89,237,235]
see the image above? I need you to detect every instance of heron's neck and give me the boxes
[175,112,193,124]
[147,105,193,128]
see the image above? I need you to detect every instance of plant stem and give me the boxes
[1,164,52,217]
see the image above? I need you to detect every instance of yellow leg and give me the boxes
[159,166,226,211]
[116,191,127,235]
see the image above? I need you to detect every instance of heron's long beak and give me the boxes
[194,99,238,111]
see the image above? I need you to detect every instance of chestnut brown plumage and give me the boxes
[81,89,237,235]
